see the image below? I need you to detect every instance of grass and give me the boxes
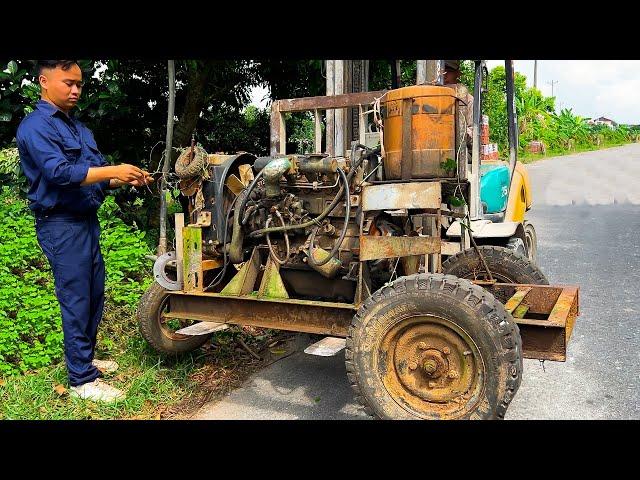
[0,300,280,420]
[518,140,636,164]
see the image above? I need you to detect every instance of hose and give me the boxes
[248,144,370,238]
[307,167,350,267]
[265,210,291,265]
[238,168,265,226]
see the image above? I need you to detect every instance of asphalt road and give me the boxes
[192,144,640,420]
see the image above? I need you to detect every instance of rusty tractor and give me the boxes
[138,60,579,420]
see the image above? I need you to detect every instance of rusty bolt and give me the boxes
[428,381,437,388]
[408,361,418,371]
[418,342,428,350]
[442,347,450,355]
[423,360,437,374]
[448,370,459,379]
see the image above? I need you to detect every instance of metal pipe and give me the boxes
[262,157,292,197]
[469,60,483,220]
[416,60,427,85]
[334,60,344,157]
[158,59,175,255]
[505,60,519,187]
[326,60,335,156]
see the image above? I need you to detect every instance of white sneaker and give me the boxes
[70,378,126,403]
[92,359,119,373]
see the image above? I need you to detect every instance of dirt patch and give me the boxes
[159,327,303,420]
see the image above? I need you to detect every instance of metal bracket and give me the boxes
[189,211,212,227]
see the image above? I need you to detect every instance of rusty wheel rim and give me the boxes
[158,295,194,341]
[378,315,485,419]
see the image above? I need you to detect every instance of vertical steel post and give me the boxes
[469,60,483,220]
[158,59,175,255]
[326,60,335,156]
[334,60,345,157]
[505,60,519,184]
[416,60,427,85]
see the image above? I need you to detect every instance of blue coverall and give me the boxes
[16,100,111,387]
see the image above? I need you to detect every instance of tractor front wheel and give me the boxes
[136,282,211,354]
[346,273,523,420]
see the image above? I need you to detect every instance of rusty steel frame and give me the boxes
[166,282,579,362]
[166,291,354,337]
[270,90,386,156]
[478,282,580,361]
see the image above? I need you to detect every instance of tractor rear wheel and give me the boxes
[136,282,211,354]
[524,222,538,263]
[442,245,548,285]
[346,273,523,420]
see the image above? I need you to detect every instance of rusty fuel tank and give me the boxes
[381,85,457,180]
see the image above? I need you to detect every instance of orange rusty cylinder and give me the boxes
[381,85,457,180]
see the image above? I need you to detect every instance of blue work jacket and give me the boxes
[16,100,110,215]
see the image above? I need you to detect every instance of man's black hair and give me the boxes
[36,60,78,76]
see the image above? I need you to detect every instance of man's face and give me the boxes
[39,63,83,112]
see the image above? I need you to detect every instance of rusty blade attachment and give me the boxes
[476,282,580,362]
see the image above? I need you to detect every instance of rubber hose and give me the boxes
[248,146,367,238]
[238,168,265,226]
[307,167,350,267]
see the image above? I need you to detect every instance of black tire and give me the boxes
[346,273,523,420]
[175,145,208,179]
[136,282,211,354]
[524,222,538,264]
[442,245,548,285]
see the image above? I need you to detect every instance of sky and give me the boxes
[486,60,640,125]
[250,60,640,125]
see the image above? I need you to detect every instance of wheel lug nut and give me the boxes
[418,342,427,350]
[408,361,418,370]
[442,347,450,355]
[423,360,437,374]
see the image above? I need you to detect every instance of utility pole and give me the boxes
[547,79,558,97]
[534,60,537,89]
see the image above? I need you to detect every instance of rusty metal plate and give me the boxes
[174,321,229,336]
[304,337,347,356]
[359,235,441,261]
[168,292,355,337]
[361,182,441,211]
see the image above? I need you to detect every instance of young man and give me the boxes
[16,60,154,402]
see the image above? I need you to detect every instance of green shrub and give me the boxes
[0,188,152,375]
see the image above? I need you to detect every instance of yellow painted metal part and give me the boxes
[505,161,532,223]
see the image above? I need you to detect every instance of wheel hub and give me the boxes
[380,316,485,418]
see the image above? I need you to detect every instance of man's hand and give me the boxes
[112,164,152,185]
[82,164,154,187]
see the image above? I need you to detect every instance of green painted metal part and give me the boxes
[258,257,289,299]
[513,304,530,318]
[183,226,202,291]
[220,247,260,296]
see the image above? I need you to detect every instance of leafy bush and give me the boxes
[0,147,27,195]
[0,188,153,375]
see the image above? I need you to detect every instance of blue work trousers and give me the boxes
[35,212,104,387]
